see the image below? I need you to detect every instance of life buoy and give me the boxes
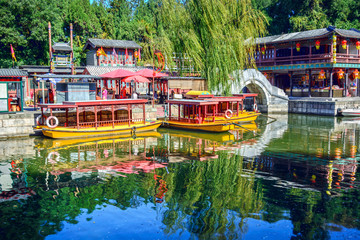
[46,116,59,128]
[36,115,47,126]
[253,103,258,112]
[225,109,233,119]
[47,151,60,164]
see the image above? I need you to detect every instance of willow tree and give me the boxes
[159,0,268,94]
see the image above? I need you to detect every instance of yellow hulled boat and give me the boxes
[37,99,161,139]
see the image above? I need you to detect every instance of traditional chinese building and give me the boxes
[83,38,142,67]
[256,26,360,98]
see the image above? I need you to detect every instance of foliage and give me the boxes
[1,0,360,88]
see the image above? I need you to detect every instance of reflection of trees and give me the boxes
[160,152,263,238]
[0,172,156,239]
[260,182,360,240]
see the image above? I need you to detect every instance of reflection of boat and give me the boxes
[232,122,258,131]
[158,128,235,143]
[339,108,360,117]
[42,133,166,177]
[37,99,161,139]
[36,131,161,150]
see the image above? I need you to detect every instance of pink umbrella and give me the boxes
[100,69,136,79]
[135,69,168,78]
[122,75,150,83]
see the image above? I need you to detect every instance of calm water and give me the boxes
[0,114,359,240]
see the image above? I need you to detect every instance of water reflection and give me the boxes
[0,114,359,239]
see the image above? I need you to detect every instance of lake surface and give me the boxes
[0,114,359,240]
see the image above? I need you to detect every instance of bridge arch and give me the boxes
[213,69,288,113]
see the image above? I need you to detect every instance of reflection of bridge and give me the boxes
[235,114,288,158]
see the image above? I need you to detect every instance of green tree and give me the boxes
[159,0,268,93]
[290,0,329,31]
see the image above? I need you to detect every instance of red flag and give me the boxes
[10,44,17,62]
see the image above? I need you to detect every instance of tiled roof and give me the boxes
[84,66,145,76]
[0,69,28,77]
[256,27,360,45]
[52,42,72,52]
[84,39,142,51]
[19,65,85,74]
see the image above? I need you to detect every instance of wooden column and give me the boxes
[94,106,97,129]
[330,71,333,98]
[65,109,68,127]
[213,105,215,122]
[204,105,207,121]
[178,104,180,121]
[76,107,79,130]
[143,104,146,124]
[345,72,349,97]
[199,105,202,123]
[127,104,131,126]
[237,101,239,116]
[291,43,293,65]
[111,105,115,128]
[169,104,172,121]
[308,69,312,97]
[290,72,293,97]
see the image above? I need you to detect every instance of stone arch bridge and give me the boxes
[219,69,289,113]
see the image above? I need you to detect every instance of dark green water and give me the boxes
[0,114,359,239]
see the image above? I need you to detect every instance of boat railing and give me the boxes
[76,117,144,128]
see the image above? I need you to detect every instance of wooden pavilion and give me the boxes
[256,26,360,97]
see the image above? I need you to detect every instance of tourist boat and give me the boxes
[339,108,360,117]
[36,99,162,139]
[164,99,235,132]
[184,91,260,123]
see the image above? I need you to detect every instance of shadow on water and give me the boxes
[0,114,359,239]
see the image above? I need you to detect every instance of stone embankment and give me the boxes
[289,97,360,116]
[0,113,36,139]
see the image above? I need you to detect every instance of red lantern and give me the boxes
[338,69,344,79]
[315,40,320,50]
[353,69,359,79]
[356,41,360,50]
[263,72,268,78]
[261,47,265,55]
[318,70,325,80]
[296,43,301,52]
[342,40,347,49]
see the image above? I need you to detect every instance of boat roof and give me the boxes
[233,93,258,98]
[167,99,219,105]
[38,103,78,109]
[39,99,147,108]
[210,96,245,102]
